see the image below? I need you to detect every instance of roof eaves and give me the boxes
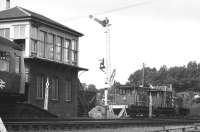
[16,6,31,16]
[0,17,31,22]
[24,57,88,71]
[31,16,84,37]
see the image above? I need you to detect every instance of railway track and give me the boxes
[3,118,200,131]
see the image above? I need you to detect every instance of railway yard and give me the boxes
[1,1,200,132]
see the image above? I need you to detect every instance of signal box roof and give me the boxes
[0,6,83,37]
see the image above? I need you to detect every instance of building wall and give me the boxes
[27,61,79,117]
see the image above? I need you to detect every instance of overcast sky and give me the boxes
[10,0,200,88]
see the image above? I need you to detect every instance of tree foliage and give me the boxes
[87,84,98,92]
[81,83,98,92]
[127,61,200,92]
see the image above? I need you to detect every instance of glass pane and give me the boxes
[37,41,44,57]
[20,26,25,38]
[56,36,61,46]
[39,31,45,41]
[0,60,9,72]
[64,40,70,48]
[63,39,70,62]
[55,36,62,61]
[65,81,71,101]
[14,26,19,38]
[63,48,68,62]
[48,34,53,43]
[31,40,37,53]
[14,25,25,38]
[51,78,58,100]
[72,51,77,62]
[55,47,61,60]
[25,67,29,82]
[71,40,76,50]
[15,56,20,73]
[4,29,10,39]
[31,27,37,39]
[36,76,41,98]
[0,29,3,37]
[45,34,54,59]
[51,78,56,99]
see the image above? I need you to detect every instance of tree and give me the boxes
[128,67,157,87]
[87,84,98,92]
[127,61,200,92]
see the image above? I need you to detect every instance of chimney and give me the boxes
[6,0,10,9]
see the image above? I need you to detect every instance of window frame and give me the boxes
[45,33,54,59]
[63,39,70,63]
[0,51,10,72]
[50,77,59,100]
[0,28,10,39]
[65,80,72,102]
[71,39,78,65]
[38,30,47,58]
[15,55,21,74]
[36,75,45,99]
[13,25,26,39]
[55,36,62,61]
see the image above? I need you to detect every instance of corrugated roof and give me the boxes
[0,36,22,50]
[0,6,83,37]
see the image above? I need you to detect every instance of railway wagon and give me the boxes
[0,36,25,118]
[0,36,24,99]
[114,85,173,107]
[113,85,176,117]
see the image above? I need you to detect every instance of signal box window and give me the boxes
[71,40,78,65]
[38,31,46,57]
[0,51,10,72]
[36,75,45,99]
[50,77,59,100]
[31,39,37,55]
[25,67,29,82]
[30,26,38,56]
[63,39,70,63]
[65,80,72,101]
[14,25,25,39]
[15,56,21,73]
[55,36,62,61]
[0,28,10,39]
[45,34,54,59]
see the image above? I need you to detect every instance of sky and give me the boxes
[9,0,200,88]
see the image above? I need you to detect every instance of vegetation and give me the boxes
[81,83,98,92]
[127,61,200,92]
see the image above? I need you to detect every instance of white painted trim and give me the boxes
[16,6,31,16]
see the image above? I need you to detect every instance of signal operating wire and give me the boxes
[65,0,158,21]
[94,0,157,16]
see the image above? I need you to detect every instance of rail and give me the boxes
[3,118,200,131]
[151,123,200,132]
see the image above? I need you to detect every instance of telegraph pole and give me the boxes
[142,63,145,87]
